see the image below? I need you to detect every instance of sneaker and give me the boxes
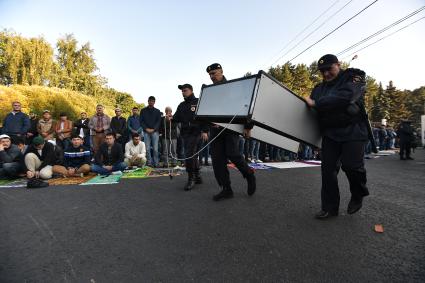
[256,159,263,163]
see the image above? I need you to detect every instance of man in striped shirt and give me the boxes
[54,134,91,177]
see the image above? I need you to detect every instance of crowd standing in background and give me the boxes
[0,94,421,183]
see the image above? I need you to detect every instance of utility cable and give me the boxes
[288,0,379,63]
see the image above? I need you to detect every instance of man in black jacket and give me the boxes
[140,96,161,167]
[171,84,209,190]
[160,106,178,167]
[91,133,126,175]
[110,108,127,151]
[0,134,23,179]
[397,120,414,160]
[24,136,57,179]
[305,54,370,219]
[74,112,91,148]
[26,112,39,145]
[205,63,256,201]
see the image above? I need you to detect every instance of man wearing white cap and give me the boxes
[0,134,23,179]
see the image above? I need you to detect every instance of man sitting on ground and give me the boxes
[124,133,146,168]
[54,134,91,177]
[24,136,57,180]
[91,133,126,175]
[0,134,23,179]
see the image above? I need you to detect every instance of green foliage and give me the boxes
[0,30,142,120]
[0,30,53,85]
[0,85,115,122]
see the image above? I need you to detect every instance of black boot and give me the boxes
[246,172,256,196]
[184,173,195,191]
[213,186,234,201]
[347,197,363,214]
[194,171,203,184]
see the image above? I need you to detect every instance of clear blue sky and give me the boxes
[1,0,424,113]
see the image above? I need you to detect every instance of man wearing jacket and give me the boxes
[205,64,256,200]
[26,112,39,145]
[91,133,126,175]
[2,101,30,144]
[128,107,143,141]
[171,84,209,190]
[305,54,370,219]
[397,120,414,160]
[89,104,111,153]
[160,106,178,167]
[0,134,23,179]
[139,96,161,167]
[37,110,56,142]
[74,112,91,148]
[54,112,73,150]
[110,108,127,151]
[24,136,57,180]
[54,134,91,177]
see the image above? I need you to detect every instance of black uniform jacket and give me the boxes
[310,68,368,142]
[173,94,209,136]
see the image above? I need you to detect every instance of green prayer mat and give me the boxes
[80,174,122,185]
[0,178,27,188]
[122,167,152,179]
[0,179,13,186]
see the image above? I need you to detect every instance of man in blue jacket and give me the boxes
[139,96,161,167]
[54,134,91,177]
[2,101,30,144]
[128,107,143,141]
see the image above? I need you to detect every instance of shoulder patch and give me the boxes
[352,75,362,82]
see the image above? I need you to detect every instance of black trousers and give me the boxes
[321,136,369,213]
[210,129,252,187]
[183,134,201,174]
[399,140,411,158]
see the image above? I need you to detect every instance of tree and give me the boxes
[291,64,313,97]
[0,31,54,86]
[373,82,390,122]
[365,76,379,114]
[385,81,411,125]
[54,34,102,94]
[268,62,294,90]
[308,61,321,86]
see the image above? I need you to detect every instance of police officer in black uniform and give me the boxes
[206,63,256,201]
[305,54,369,219]
[397,120,414,160]
[171,84,209,191]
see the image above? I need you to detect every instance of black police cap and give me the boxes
[206,63,222,73]
[317,54,339,70]
[178,84,193,91]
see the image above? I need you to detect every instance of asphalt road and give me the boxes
[0,149,424,283]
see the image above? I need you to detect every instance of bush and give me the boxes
[0,85,117,123]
